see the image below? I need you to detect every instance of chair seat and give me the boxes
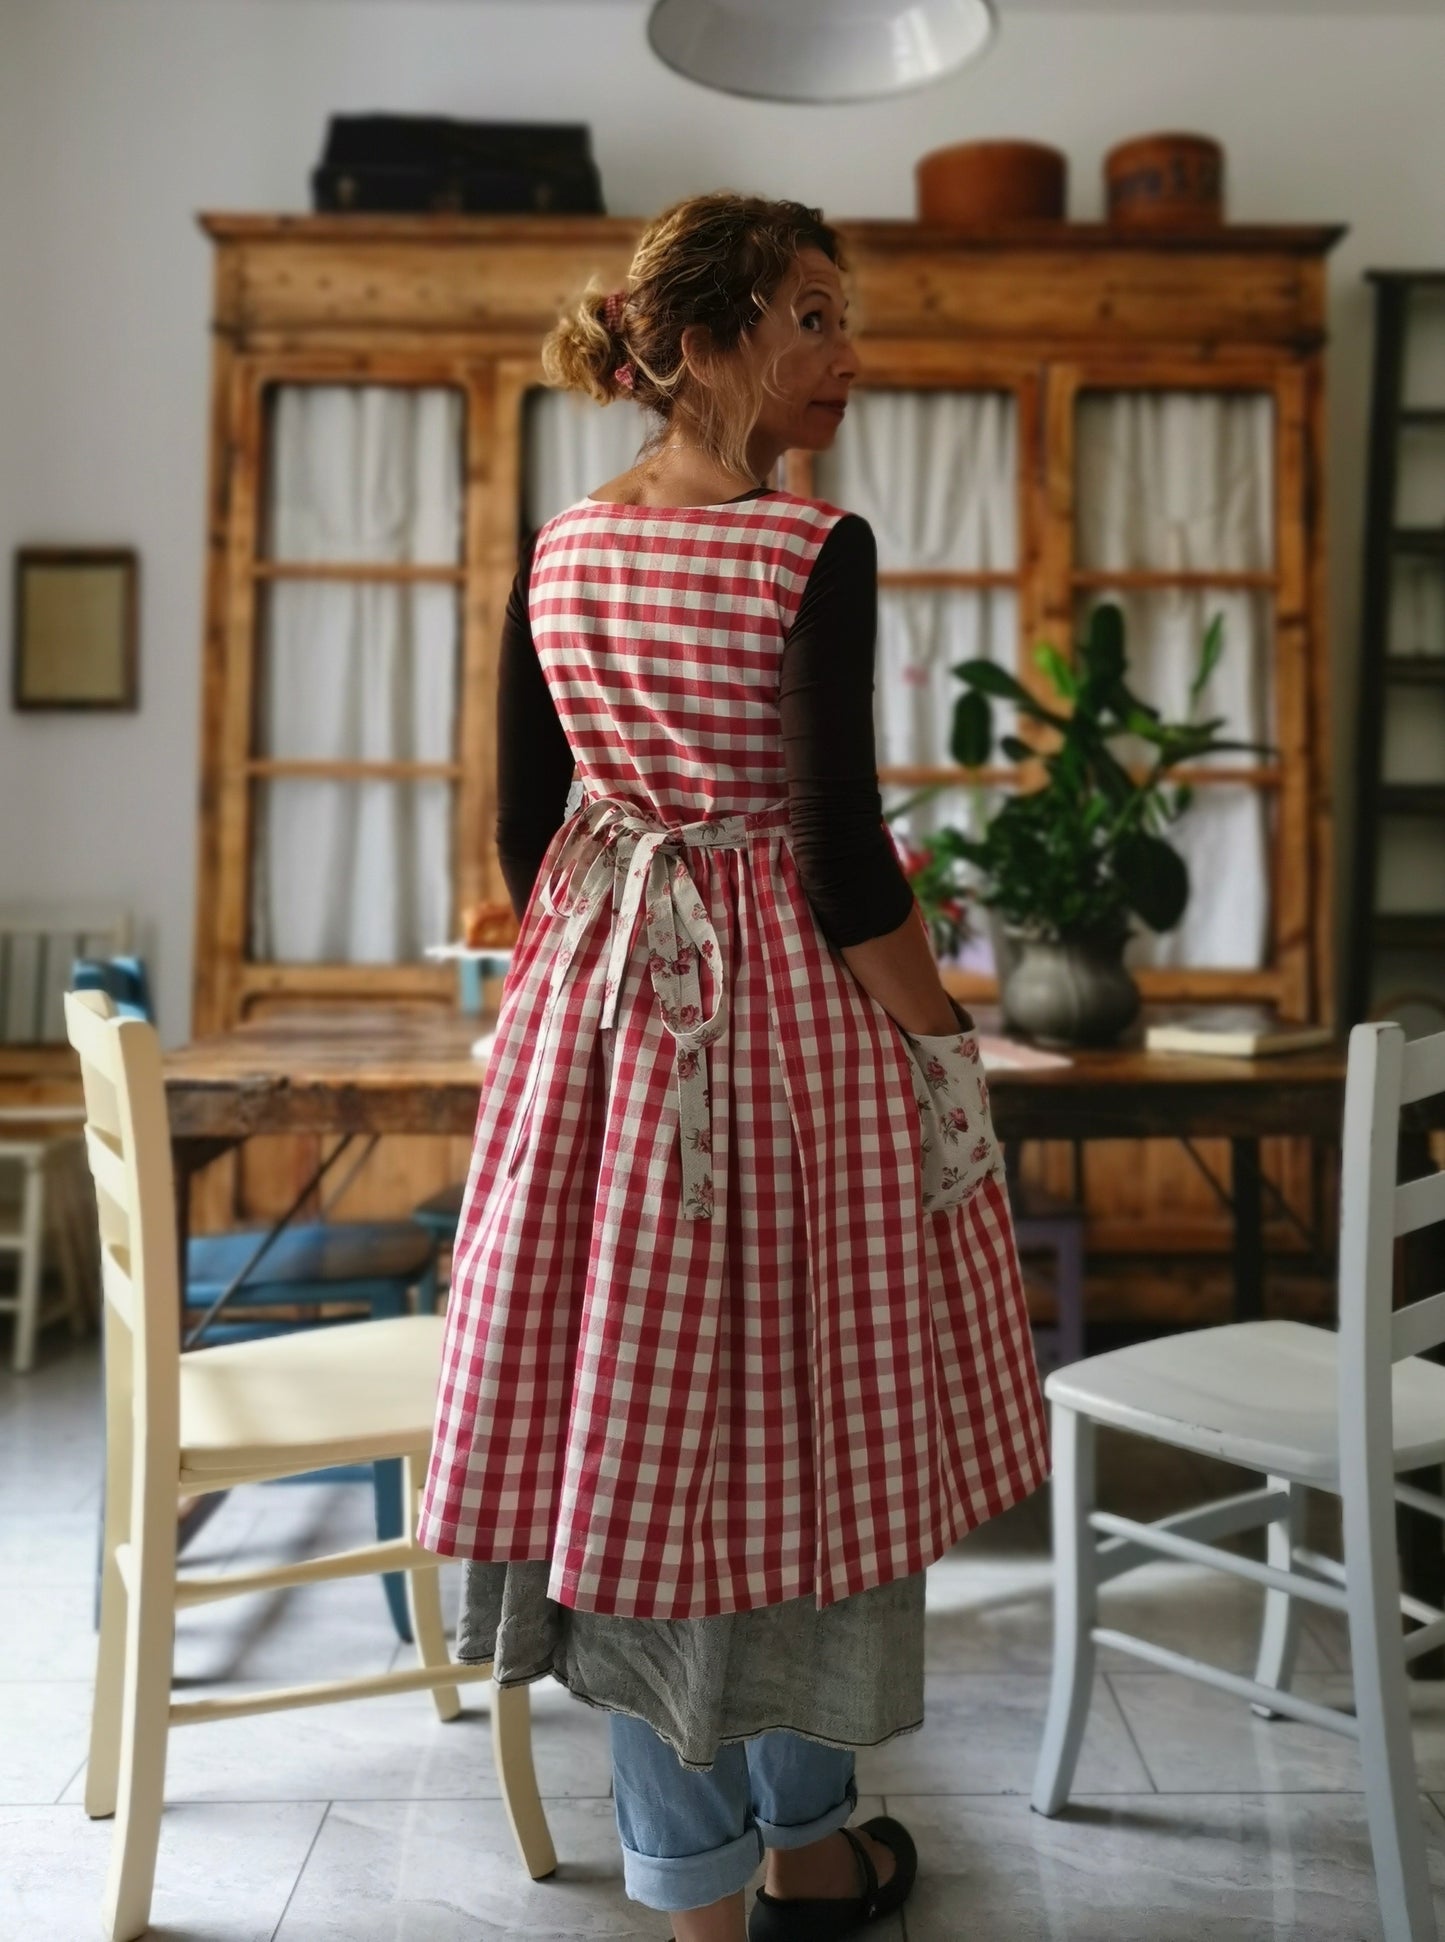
[178,1313,445,1482]
[1045,1319,1445,1487]
[185,1220,435,1299]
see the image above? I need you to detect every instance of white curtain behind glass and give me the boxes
[816,392,1018,971]
[523,390,662,529]
[817,392,1019,790]
[251,386,462,964]
[1075,392,1274,970]
[523,391,664,816]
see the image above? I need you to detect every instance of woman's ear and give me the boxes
[678,321,717,387]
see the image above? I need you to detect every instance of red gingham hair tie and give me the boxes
[601,289,634,389]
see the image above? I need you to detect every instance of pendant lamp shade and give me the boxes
[647,0,997,105]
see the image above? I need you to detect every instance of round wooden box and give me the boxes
[916,140,1068,226]
[1105,132,1225,228]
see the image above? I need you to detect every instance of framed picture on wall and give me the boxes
[12,546,139,711]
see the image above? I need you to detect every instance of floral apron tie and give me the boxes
[502,792,794,1220]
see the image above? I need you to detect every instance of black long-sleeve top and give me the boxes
[493,488,919,950]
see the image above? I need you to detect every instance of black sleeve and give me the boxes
[778,514,919,949]
[494,529,576,919]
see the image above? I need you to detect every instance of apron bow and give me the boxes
[503,791,792,1219]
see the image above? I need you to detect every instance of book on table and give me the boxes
[1143,1007,1333,1058]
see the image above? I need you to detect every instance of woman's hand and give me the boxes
[840,903,975,1037]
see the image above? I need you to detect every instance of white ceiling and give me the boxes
[447,0,1445,11]
[301,0,1445,11]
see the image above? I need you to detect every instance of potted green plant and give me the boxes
[939,601,1271,1046]
[888,830,974,962]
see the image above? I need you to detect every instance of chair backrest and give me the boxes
[63,989,180,1485]
[1337,1021,1445,1458]
[1,906,133,1044]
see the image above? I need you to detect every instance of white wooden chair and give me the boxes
[0,1104,91,1371]
[1033,1019,1445,1942]
[0,904,132,1370]
[65,990,557,1942]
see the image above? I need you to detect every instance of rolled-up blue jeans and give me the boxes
[610,1712,859,1913]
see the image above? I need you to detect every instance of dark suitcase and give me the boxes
[312,115,605,215]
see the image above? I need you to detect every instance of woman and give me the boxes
[419,191,1049,1942]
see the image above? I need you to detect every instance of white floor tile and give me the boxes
[923,1555,1060,1673]
[0,1799,326,1942]
[1095,1562,1338,1677]
[0,1682,95,1805]
[948,1488,1050,1559]
[854,1673,1153,1796]
[1109,1670,1445,1794]
[0,1509,103,1588]
[6,1581,104,1682]
[0,1450,105,1517]
[170,1569,406,1685]
[14,1333,1445,1936]
[273,1792,896,1941]
[276,1796,653,1941]
[923,1556,1338,1679]
[62,1673,614,1806]
[890,1790,1445,1940]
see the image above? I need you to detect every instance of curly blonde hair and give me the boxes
[539,190,849,484]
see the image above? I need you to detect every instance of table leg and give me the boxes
[1231,1137,1264,1323]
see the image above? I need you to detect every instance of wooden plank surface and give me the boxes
[160,1001,1353,1146]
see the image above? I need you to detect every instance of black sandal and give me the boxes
[745,1815,918,1941]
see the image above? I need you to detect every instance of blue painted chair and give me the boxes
[73,958,439,1642]
[411,1180,464,1251]
[408,949,508,1274]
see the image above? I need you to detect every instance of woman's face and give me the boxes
[679,245,860,466]
[747,246,860,453]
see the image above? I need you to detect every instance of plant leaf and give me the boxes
[953,659,1031,703]
[1114,831,1190,931]
[1083,602,1126,681]
[952,690,993,768]
[1034,642,1078,702]
[1190,612,1225,706]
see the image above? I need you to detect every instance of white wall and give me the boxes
[2,0,1442,1042]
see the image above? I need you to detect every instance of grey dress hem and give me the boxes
[457,1558,928,1775]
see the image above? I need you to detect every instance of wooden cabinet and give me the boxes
[193,213,1343,1309]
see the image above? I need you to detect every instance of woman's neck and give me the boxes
[625,440,780,508]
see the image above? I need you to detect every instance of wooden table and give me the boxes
[162,1001,1353,1328]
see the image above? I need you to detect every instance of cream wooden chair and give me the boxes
[65,990,557,1942]
[1033,1020,1445,1942]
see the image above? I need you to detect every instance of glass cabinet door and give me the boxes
[815,388,1024,969]
[248,383,465,965]
[521,388,663,530]
[1070,388,1278,974]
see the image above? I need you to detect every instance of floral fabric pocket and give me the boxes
[899,1023,1003,1215]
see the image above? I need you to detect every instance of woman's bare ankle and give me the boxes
[764,1826,894,1900]
[671,1885,747,1941]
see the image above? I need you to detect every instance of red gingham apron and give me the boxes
[418,491,1049,1620]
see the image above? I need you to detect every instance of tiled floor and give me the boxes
[6,1333,1445,1939]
